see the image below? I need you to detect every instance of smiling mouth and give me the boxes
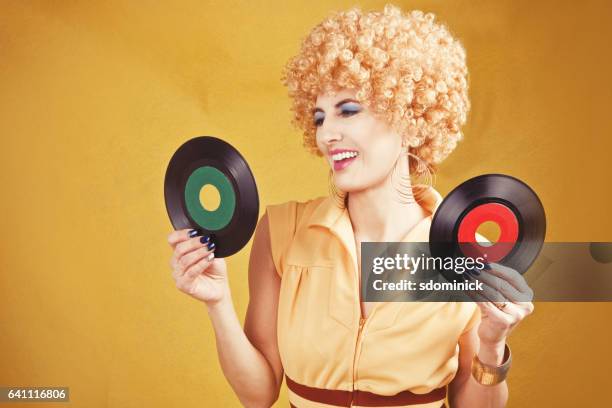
[332,151,359,171]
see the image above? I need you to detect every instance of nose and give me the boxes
[318,120,343,146]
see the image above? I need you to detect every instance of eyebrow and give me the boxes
[313,98,360,114]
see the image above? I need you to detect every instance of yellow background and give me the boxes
[1,1,611,407]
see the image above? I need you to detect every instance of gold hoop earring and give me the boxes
[328,169,347,209]
[408,150,435,202]
[390,150,416,204]
[391,146,435,204]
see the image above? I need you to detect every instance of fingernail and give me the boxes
[482,264,491,270]
[189,229,199,238]
[207,242,216,251]
[200,235,210,244]
[470,268,481,276]
[463,271,473,280]
[207,253,214,262]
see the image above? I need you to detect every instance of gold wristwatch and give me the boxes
[471,344,512,386]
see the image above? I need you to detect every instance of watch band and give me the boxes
[471,344,512,386]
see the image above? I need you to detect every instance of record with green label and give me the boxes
[164,136,259,258]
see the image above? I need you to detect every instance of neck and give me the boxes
[346,156,429,242]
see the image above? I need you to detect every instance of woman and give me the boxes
[168,5,533,407]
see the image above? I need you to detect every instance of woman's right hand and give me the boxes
[168,229,229,305]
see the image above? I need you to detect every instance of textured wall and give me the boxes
[1,1,611,407]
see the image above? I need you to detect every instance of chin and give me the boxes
[334,170,381,189]
[335,181,367,194]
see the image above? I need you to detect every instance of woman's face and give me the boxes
[315,88,403,193]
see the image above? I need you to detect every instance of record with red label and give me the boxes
[164,136,259,258]
[429,174,546,281]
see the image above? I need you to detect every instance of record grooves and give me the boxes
[430,174,546,282]
[164,136,259,258]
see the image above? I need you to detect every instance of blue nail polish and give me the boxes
[200,235,210,244]
[463,271,473,280]
[188,229,199,238]
[482,264,491,270]
[470,268,481,276]
[207,242,215,250]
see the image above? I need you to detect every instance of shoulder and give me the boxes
[266,196,328,217]
[264,196,329,276]
[265,196,328,232]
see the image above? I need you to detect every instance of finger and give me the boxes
[514,301,535,315]
[480,280,509,303]
[473,269,527,302]
[465,286,491,304]
[176,245,215,277]
[173,236,215,280]
[185,252,215,279]
[176,253,215,293]
[175,234,214,260]
[492,302,527,326]
[168,228,201,249]
[171,253,190,280]
[466,291,510,323]
[169,249,187,272]
[175,273,197,295]
[485,263,533,295]
[466,271,508,303]
[478,300,515,324]
[171,256,180,279]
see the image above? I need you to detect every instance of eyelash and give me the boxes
[314,108,360,127]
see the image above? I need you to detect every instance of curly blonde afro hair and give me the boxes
[282,4,470,175]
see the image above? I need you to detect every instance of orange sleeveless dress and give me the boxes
[266,187,481,408]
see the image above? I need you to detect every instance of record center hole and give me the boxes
[476,221,501,244]
[199,184,221,211]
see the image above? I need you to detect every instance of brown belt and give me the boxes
[286,375,447,407]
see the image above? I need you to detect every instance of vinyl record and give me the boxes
[429,174,546,282]
[164,136,259,258]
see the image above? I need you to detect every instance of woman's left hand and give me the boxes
[466,263,534,347]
